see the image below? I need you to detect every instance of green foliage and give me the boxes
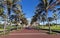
[40,25,60,31]
[32,26,40,30]
[0,24,4,29]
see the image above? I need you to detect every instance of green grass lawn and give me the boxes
[0,29,4,31]
[0,25,17,35]
[0,25,22,35]
[39,25,60,31]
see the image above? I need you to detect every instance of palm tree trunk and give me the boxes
[47,17,51,34]
[4,23,6,35]
[56,19,57,27]
[3,7,10,35]
[17,25,18,30]
[43,22,44,27]
[16,23,18,30]
[48,21,51,34]
[46,11,51,34]
[42,21,44,28]
[4,18,7,35]
[10,20,12,31]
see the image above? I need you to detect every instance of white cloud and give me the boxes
[27,18,31,20]
[27,18,31,22]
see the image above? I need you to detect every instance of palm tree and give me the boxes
[1,0,21,19]
[48,17,54,33]
[2,14,7,35]
[10,14,20,30]
[19,13,28,28]
[30,13,39,25]
[53,9,60,26]
[0,0,22,34]
[4,0,22,29]
[0,1,6,35]
[36,0,60,33]
[2,0,21,22]
[0,0,22,33]
[53,12,57,26]
[41,13,46,27]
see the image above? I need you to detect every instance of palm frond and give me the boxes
[57,8,60,10]
[13,0,20,4]
[53,10,56,13]
[49,0,54,5]
[8,8,11,15]
[45,0,48,7]
[56,2,60,5]
[39,0,44,3]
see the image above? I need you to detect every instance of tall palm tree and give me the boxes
[4,0,22,29]
[0,0,22,34]
[36,0,60,33]
[0,0,22,33]
[0,1,6,35]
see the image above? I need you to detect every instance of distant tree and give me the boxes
[30,13,39,25]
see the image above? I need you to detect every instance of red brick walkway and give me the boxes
[0,29,60,38]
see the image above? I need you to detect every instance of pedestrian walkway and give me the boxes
[0,29,60,38]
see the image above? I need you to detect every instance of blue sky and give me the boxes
[20,0,39,18]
